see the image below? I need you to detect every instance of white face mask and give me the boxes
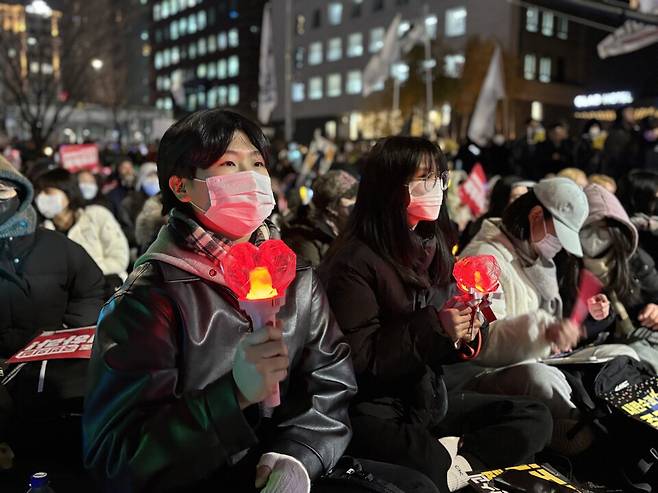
[533,233,562,260]
[406,179,444,225]
[36,193,66,219]
[79,182,98,201]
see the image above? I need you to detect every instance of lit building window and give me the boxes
[557,17,568,40]
[218,32,227,50]
[445,7,467,37]
[172,46,180,64]
[292,82,305,102]
[179,18,187,36]
[308,41,323,65]
[327,37,342,61]
[228,85,239,105]
[154,4,161,21]
[164,98,173,110]
[218,86,228,105]
[309,76,323,100]
[295,47,305,68]
[391,63,409,82]
[170,21,179,40]
[197,64,207,78]
[189,93,197,111]
[346,70,362,94]
[531,101,543,121]
[228,55,239,77]
[328,2,342,25]
[444,54,465,78]
[198,91,206,107]
[161,1,169,18]
[218,59,227,79]
[369,27,384,53]
[327,73,342,97]
[523,54,536,80]
[347,33,363,57]
[208,35,217,52]
[539,57,551,82]
[542,11,554,36]
[198,38,207,56]
[296,15,306,35]
[526,7,539,32]
[198,10,206,31]
[425,15,438,39]
[189,13,197,33]
[208,87,218,107]
[228,28,239,47]
[189,43,197,59]
[155,51,163,69]
[208,61,217,78]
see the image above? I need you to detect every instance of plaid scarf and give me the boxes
[168,208,232,266]
[168,208,279,266]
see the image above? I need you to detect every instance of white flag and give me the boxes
[399,20,428,55]
[257,2,277,123]
[467,45,506,147]
[598,0,658,58]
[362,14,401,97]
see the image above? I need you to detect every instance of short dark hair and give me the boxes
[329,136,456,287]
[617,169,658,216]
[157,109,271,215]
[34,167,84,212]
[501,189,551,241]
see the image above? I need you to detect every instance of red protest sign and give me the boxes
[458,163,488,216]
[59,144,100,173]
[6,327,96,364]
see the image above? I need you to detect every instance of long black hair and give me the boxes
[328,136,456,287]
[157,109,271,215]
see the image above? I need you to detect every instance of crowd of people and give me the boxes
[0,107,656,493]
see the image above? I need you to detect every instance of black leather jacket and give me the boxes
[82,259,357,492]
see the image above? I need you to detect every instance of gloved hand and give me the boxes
[255,452,310,493]
[232,322,288,406]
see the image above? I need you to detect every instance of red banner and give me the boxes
[59,144,100,173]
[6,327,96,364]
[459,163,488,216]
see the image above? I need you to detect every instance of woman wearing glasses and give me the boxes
[320,137,552,492]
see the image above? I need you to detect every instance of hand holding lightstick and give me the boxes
[223,240,297,408]
[451,255,502,360]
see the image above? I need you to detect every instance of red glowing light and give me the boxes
[223,240,297,301]
[453,255,501,295]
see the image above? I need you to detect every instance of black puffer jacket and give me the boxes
[82,257,357,493]
[320,237,484,429]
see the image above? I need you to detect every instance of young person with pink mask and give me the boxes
[321,137,553,492]
[82,111,439,493]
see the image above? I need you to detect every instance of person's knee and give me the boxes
[519,400,554,450]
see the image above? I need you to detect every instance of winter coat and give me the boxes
[320,236,483,430]
[82,223,357,492]
[0,156,105,358]
[460,219,556,366]
[46,205,130,280]
[282,213,336,268]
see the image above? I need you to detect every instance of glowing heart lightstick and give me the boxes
[452,255,502,360]
[223,240,297,407]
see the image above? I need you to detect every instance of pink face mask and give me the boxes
[192,171,275,238]
[406,179,444,224]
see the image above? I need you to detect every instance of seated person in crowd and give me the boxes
[35,168,130,285]
[0,155,105,488]
[618,170,658,263]
[83,110,434,493]
[321,136,553,492]
[283,170,357,267]
[454,178,633,454]
[560,184,658,372]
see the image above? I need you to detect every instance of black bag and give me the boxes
[558,356,657,491]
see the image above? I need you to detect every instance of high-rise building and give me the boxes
[268,0,654,142]
[148,0,267,118]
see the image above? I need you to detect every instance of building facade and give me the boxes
[267,0,645,142]
[148,0,266,118]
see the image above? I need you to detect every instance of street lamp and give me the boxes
[91,58,104,71]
